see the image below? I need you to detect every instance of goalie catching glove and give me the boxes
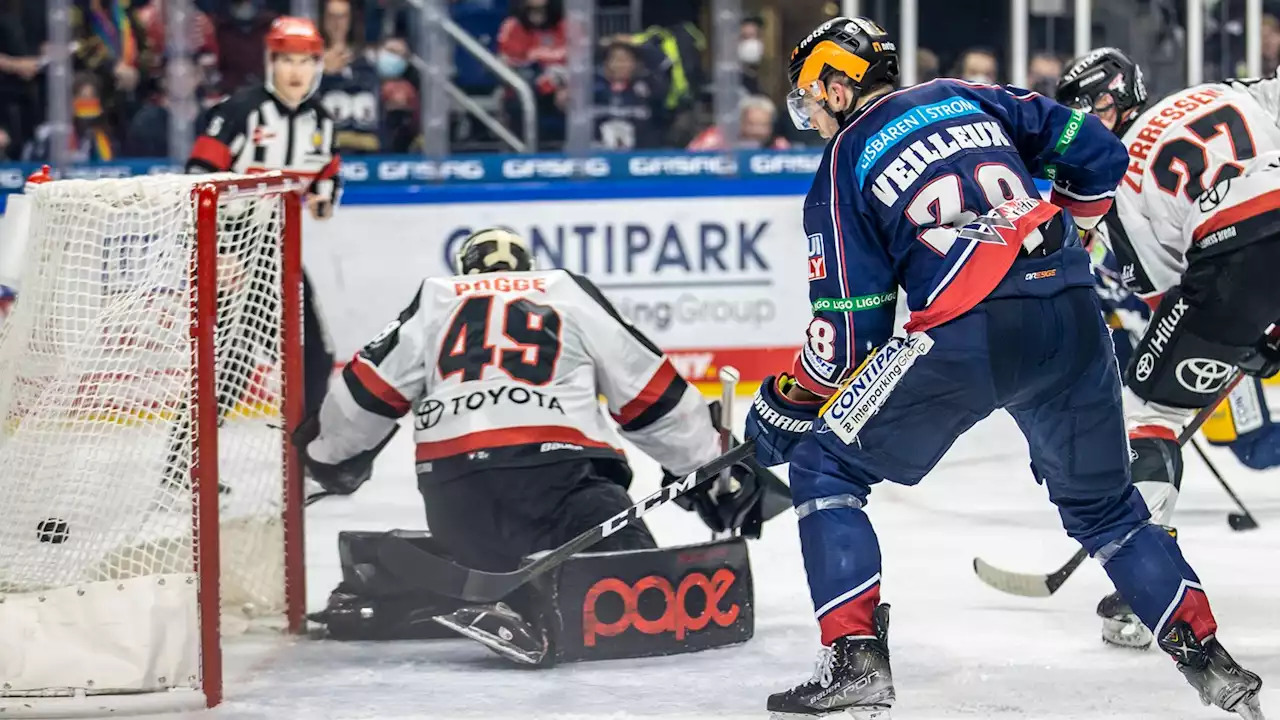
[292,414,399,495]
[744,374,822,467]
[661,400,767,537]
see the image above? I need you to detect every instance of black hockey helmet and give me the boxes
[454,227,536,275]
[786,16,899,131]
[1056,47,1148,135]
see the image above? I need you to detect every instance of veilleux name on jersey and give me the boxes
[869,121,1014,207]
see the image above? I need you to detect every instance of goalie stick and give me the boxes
[973,370,1245,598]
[377,440,756,603]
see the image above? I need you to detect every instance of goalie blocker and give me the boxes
[312,530,754,665]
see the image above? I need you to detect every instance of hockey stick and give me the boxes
[972,371,1244,598]
[377,440,756,603]
[1188,438,1260,531]
[305,489,337,506]
[713,366,740,540]
[973,548,1088,598]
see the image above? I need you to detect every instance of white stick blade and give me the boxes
[972,557,1053,598]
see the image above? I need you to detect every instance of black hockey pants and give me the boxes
[419,458,657,573]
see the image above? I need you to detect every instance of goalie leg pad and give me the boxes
[1125,288,1242,409]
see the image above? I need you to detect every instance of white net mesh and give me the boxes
[0,174,296,699]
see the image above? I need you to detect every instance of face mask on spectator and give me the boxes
[376,50,407,79]
[230,1,258,22]
[73,97,102,120]
[739,38,764,66]
[964,74,995,84]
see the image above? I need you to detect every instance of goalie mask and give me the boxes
[454,228,536,275]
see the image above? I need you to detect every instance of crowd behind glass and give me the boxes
[0,0,1274,162]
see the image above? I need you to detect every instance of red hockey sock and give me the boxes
[818,583,880,645]
[1163,586,1218,643]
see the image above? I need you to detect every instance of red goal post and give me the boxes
[0,171,309,716]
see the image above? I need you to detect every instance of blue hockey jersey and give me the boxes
[794,79,1128,395]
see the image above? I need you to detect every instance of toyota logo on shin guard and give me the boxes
[1175,358,1234,394]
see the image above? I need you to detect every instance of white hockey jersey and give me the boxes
[1107,78,1280,297]
[307,270,720,483]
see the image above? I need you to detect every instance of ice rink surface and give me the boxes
[196,399,1277,719]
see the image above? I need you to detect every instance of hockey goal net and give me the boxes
[0,172,307,715]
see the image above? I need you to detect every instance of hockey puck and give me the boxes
[1228,513,1259,531]
[37,518,70,544]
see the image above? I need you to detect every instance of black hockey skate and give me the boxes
[767,604,894,720]
[1097,591,1153,649]
[1159,621,1265,719]
[434,602,550,667]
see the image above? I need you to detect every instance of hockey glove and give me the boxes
[744,374,821,467]
[1237,334,1280,379]
[661,462,765,537]
[292,414,399,496]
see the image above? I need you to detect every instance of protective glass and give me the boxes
[786,80,827,131]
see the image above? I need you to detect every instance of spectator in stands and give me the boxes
[214,0,278,94]
[498,0,568,145]
[739,15,765,95]
[686,94,790,152]
[318,0,383,153]
[1265,12,1280,73]
[70,0,152,131]
[953,47,999,84]
[375,35,420,89]
[25,72,119,162]
[1027,52,1063,96]
[0,0,47,159]
[592,41,663,150]
[122,52,218,158]
[136,0,219,70]
[321,0,366,74]
[381,76,418,153]
[917,48,940,84]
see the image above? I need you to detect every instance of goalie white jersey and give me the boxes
[1108,78,1280,297]
[308,269,719,482]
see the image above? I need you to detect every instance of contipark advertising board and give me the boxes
[303,194,810,382]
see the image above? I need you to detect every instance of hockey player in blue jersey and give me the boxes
[745,17,1264,720]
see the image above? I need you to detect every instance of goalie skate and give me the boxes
[768,604,894,720]
[1159,621,1265,719]
[434,602,549,666]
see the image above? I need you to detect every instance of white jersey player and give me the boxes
[1059,47,1280,673]
[294,228,762,664]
